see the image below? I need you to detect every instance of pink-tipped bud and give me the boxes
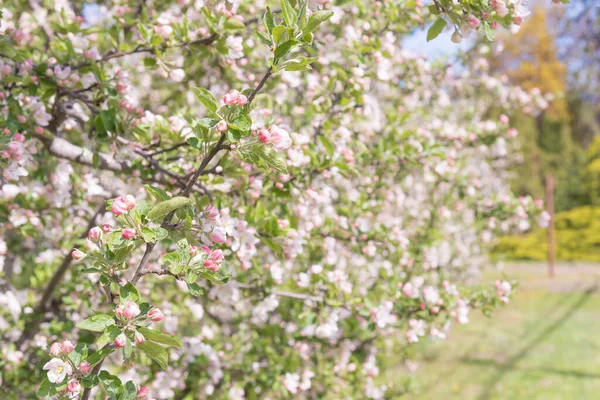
[210,249,225,263]
[102,224,112,233]
[137,386,150,399]
[66,380,81,394]
[122,228,136,239]
[88,227,102,241]
[79,360,91,374]
[114,333,127,348]
[61,340,75,353]
[115,304,125,317]
[72,249,86,261]
[189,245,199,255]
[499,114,509,124]
[112,196,128,215]
[204,204,219,219]
[203,259,219,272]
[257,128,271,143]
[148,308,164,322]
[49,342,63,356]
[223,89,240,106]
[236,94,248,106]
[134,331,145,344]
[216,120,228,132]
[123,302,141,319]
[124,195,136,210]
[210,228,227,244]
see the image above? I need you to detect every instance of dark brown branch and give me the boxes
[130,134,227,284]
[15,203,106,348]
[247,67,273,105]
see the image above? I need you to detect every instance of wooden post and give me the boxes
[546,174,556,278]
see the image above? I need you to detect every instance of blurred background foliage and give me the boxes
[492,0,600,262]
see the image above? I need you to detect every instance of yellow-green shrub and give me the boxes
[494,206,600,262]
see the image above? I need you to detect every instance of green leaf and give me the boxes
[224,19,245,31]
[283,56,319,71]
[427,17,447,42]
[119,381,138,400]
[274,40,298,60]
[99,371,123,399]
[119,282,139,303]
[144,185,171,201]
[187,137,202,150]
[484,22,495,41]
[142,58,157,68]
[76,314,115,332]
[199,270,231,285]
[187,282,204,297]
[81,374,100,388]
[138,327,183,348]
[197,117,220,128]
[140,227,156,243]
[237,143,288,173]
[137,341,169,369]
[147,196,193,222]
[96,325,121,350]
[228,115,251,131]
[123,336,133,359]
[280,0,297,27]
[318,135,335,157]
[264,6,275,33]
[86,347,115,367]
[301,10,334,35]
[192,87,219,113]
[297,0,308,27]
[68,343,88,366]
[272,25,287,45]
[37,378,58,398]
[255,29,273,46]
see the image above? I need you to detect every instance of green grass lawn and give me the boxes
[386,263,600,400]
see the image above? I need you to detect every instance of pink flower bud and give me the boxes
[216,120,228,132]
[88,227,102,241]
[13,133,25,143]
[236,94,248,106]
[123,302,141,319]
[148,308,164,322]
[189,246,199,255]
[112,196,128,215]
[79,360,91,374]
[467,15,481,29]
[513,16,523,25]
[124,195,136,210]
[102,224,112,233]
[114,333,127,348]
[61,340,75,353]
[115,304,125,317]
[269,126,292,151]
[499,114,509,124]
[122,228,136,239]
[210,228,227,244]
[210,249,225,263]
[66,380,81,394]
[223,89,240,106]
[72,249,86,260]
[135,331,145,344]
[257,128,271,143]
[204,205,220,219]
[49,342,63,356]
[203,259,219,271]
[137,386,150,399]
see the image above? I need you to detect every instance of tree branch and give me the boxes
[15,203,106,348]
